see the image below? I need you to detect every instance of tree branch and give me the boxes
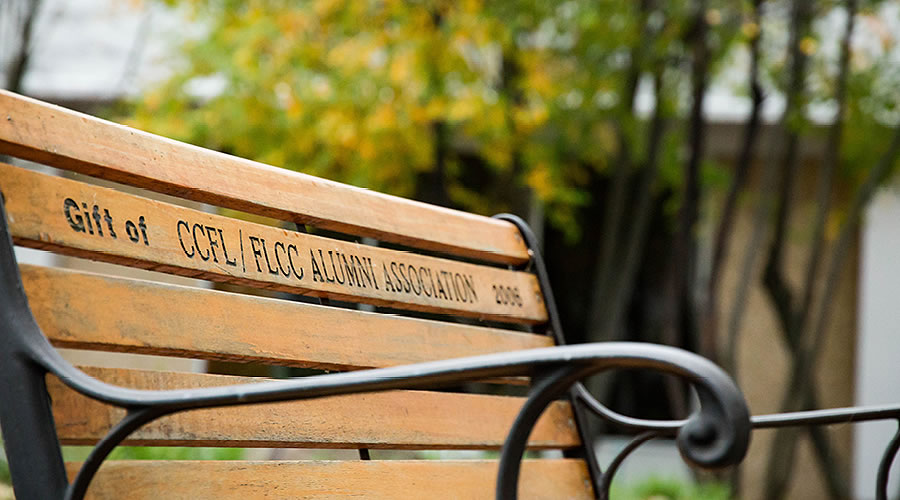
[764,2,861,497]
[720,0,766,372]
[657,0,710,418]
[681,0,710,359]
[797,0,856,334]
[4,0,42,93]
[600,68,668,341]
[586,0,655,343]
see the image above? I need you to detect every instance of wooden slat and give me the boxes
[0,90,529,265]
[2,164,547,323]
[23,265,552,371]
[50,367,580,449]
[67,460,593,499]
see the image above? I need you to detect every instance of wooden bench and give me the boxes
[0,90,751,499]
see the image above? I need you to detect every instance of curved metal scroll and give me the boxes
[877,420,900,500]
[597,432,660,500]
[494,350,751,499]
[495,212,900,499]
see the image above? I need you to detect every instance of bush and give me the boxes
[63,446,244,462]
[611,477,731,500]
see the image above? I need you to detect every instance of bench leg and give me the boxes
[0,196,68,498]
[0,354,68,499]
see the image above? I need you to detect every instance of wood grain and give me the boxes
[50,367,580,449]
[23,265,553,371]
[0,90,529,265]
[2,164,547,323]
[66,459,593,499]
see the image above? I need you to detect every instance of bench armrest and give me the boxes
[38,334,752,499]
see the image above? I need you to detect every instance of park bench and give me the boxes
[0,90,752,499]
[1,88,859,500]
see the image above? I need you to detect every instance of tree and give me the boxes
[1,0,42,93]
[128,0,900,497]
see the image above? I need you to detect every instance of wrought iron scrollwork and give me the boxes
[877,420,900,500]
[497,211,900,500]
[597,432,660,500]
[494,347,751,500]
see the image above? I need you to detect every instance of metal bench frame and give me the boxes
[0,194,897,499]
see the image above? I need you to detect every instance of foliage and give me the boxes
[127,0,747,240]
[0,437,9,485]
[129,1,900,241]
[610,476,731,500]
[0,455,9,486]
[61,446,244,462]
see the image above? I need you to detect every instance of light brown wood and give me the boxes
[0,90,529,265]
[23,265,553,371]
[50,367,580,449]
[66,459,593,499]
[2,164,547,323]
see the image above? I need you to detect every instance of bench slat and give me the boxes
[0,90,529,265]
[23,265,552,372]
[67,460,593,499]
[3,164,547,324]
[50,368,580,449]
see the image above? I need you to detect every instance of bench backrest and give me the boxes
[0,90,595,498]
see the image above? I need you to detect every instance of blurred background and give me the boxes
[2,0,900,498]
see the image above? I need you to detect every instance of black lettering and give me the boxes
[217,228,237,266]
[426,268,436,297]
[453,273,467,303]
[435,272,449,300]
[462,274,477,301]
[317,249,335,283]
[310,249,324,282]
[125,220,139,242]
[366,257,379,290]
[274,241,291,277]
[138,216,149,245]
[192,224,210,260]
[355,256,372,289]
[91,206,103,237]
[248,236,264,272]
[177,220,194,257]
[287,244,304,280]
[398,263,413,293]
[260,238,279,275]
[64,198,85,233]
[82,203,94,234]
[329,251,345,284]
[419,267,433,297]
[103,209,117,238]
[341,254,358,287]
[390,262,403,293]
[407,266,422,295]
[441,271,456,301]
[492,284,521,307]
[239,229,246,271]
[382,263,395,292]
[204,225,221,263]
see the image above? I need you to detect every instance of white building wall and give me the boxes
[855,187,900,499]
